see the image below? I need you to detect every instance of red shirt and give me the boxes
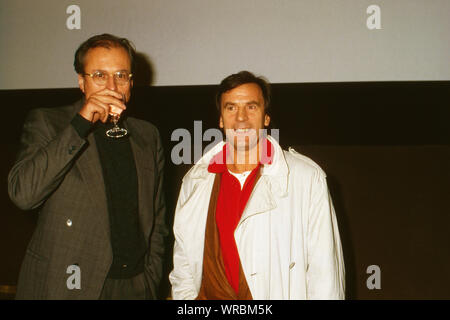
[207,139,273,294]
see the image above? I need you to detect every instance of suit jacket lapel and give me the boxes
[76,132,111,241]
[72,107,154,244]
[71,100,110,241]
[124,119,154,240]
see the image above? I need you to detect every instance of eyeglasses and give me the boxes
[84,70,133,86]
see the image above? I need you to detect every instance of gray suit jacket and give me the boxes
[8,100,168,299]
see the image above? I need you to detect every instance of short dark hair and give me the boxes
[73,33,136,74]
[215,71,271,116]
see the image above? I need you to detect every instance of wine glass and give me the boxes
[106,93,128,138]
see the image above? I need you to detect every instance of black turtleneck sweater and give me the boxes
[71,113,147,279]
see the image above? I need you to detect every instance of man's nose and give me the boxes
[106,74,117,91]
[237,107,248,121]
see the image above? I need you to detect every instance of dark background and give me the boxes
[1,81,449,299]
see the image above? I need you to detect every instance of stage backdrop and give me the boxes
[1,0,450,89]
[1,0,449,300]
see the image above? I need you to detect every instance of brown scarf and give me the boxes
[195,173,255,300]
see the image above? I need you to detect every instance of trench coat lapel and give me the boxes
[238,136,289,225]
[238,176,277,226]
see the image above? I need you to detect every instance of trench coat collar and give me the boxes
[187,135,289,198]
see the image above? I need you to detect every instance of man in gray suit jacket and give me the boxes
[8,34,168,299]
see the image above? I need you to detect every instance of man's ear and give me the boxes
[78,74,85,94]
[219,115,224,129]
[264,114,271,127]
